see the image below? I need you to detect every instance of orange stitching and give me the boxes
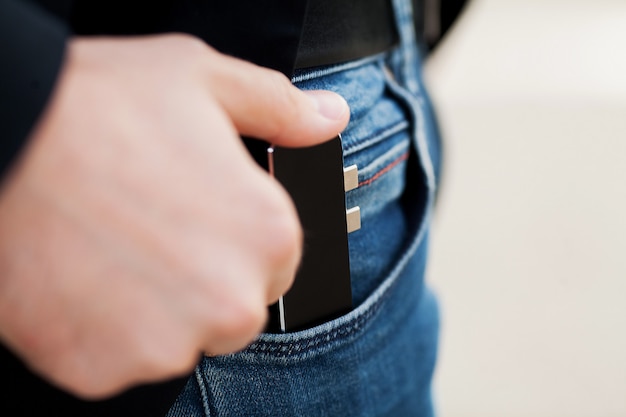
[358,151,409,187]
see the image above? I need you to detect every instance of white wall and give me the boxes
[423,1,626,416]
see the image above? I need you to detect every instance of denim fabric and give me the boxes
[167,0,442,415]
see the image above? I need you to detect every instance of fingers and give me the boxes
[0,34,341,400]
[259,187,302,305]
[205,51,350,147]
[203,292,268,356]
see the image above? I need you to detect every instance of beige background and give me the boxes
[422,1,626,416]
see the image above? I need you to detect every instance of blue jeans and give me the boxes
[167,0,442,415]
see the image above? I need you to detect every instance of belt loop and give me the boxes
[390,0,422,94]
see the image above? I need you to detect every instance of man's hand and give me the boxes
[0,34,349,399]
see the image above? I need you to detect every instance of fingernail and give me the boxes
[304,91,349,121]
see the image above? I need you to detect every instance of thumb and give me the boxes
[206,53,350,147]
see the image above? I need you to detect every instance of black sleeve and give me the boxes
[0,3,190,414]
[1,342,191,416]
[0,0,68,178]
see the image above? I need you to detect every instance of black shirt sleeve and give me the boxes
[0,0,68,178]
[0,4,191,414]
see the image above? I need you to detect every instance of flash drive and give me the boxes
[265,135,357,332]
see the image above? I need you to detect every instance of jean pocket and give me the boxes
[244,55,437,356]
[258,56,434,337]
[168,57,438,417]
[179,204,436,417]
[340,59,434,305]
[181,216,435,417]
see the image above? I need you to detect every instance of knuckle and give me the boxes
[265,67,292,93]
[258,188,303,269]
[33,344,110,399]
[136,346,198,383]
[212,298,267,351]
[245,176,302,267]
[263,70,302,139]
[268,211,302,271]
[166,33,214,66]
[169,33,208,53]
[52,366,113,400]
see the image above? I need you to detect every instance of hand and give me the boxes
[0,34,349,399]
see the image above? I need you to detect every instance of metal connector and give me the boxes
[343,164,359,192]
[346,206,361,233]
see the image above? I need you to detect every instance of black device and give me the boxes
[265,135,360,332]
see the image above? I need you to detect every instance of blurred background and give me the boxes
[421,0,626,416]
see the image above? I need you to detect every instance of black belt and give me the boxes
[161,0,399,75]
[295,0,399,69]
[69,0,399,76]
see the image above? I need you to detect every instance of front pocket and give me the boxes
[186,202,436,417]
[167,56,439,417]
[243,56,436,356]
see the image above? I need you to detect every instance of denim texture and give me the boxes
[167,0,442,415]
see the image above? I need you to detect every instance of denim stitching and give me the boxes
[194,367,212,417]
[242,209,430,361]
[343,120,409,156]
[391,0,422,94]
[242,200,431,360]
[356,139,410,176]
[291,53,387,83]
[358,151,409,187]
[382,53,436,192]
[386,75,436,191]
[245,292,384,357]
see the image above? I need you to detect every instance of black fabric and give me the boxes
[0,343,191,416]
[164,0,308,76]
[67,0,307,77]
[295,0,398,69]
[413,0,470,52]
[0,0,67,178]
